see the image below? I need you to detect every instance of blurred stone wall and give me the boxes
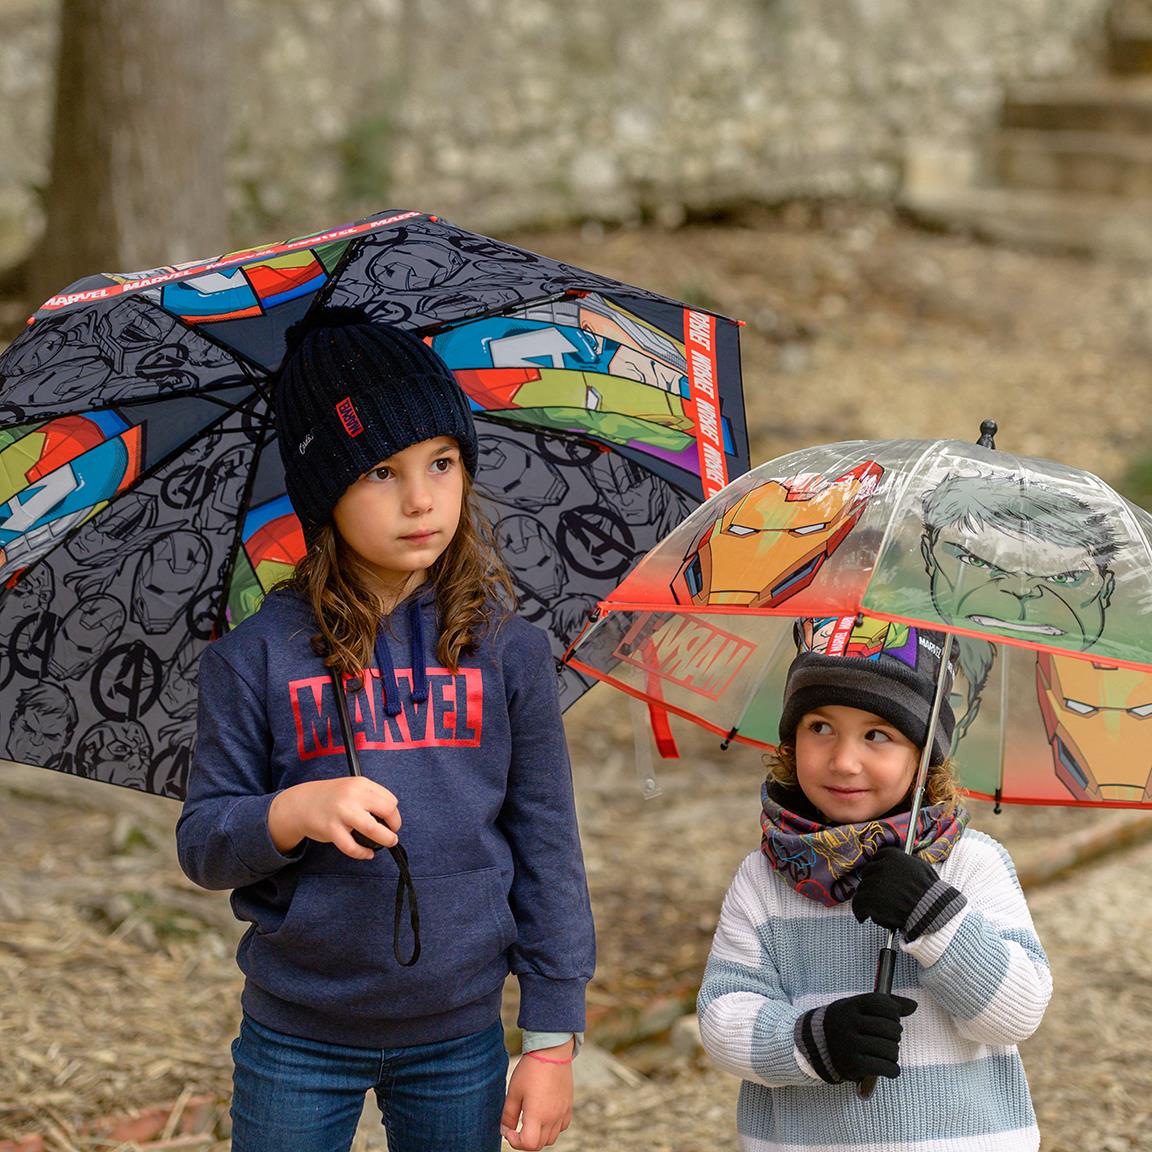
[0,0,1108,263]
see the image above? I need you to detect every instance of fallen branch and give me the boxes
[1016,811,1152,891]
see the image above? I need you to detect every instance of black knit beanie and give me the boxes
[778,618,958,766]
[273,306,478,540]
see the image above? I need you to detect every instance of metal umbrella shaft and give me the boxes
[857,631,954,1100]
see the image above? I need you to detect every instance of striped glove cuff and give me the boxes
[794,1005,843,1084]
[904,878,967,941]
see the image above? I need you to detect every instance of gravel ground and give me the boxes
[2,212,1152,1149]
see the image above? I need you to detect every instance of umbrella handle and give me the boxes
[857,943,898,1100]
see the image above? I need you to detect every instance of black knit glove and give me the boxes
[852,846,967,941]
[795,992,917,1084]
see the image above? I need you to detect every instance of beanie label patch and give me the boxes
[335,396,364,438]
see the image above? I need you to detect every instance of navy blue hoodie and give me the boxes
[176,588,594,1048]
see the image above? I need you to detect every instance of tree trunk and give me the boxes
[31,0,230,306]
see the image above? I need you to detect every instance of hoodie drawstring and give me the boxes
[409,598,428,704]
[374,597,428,716]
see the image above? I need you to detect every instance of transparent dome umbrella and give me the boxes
[564,422,1152,1096]
[0,209,749,797]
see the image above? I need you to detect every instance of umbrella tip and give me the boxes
[977,419,998,449]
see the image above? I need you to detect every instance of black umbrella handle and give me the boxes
[328,668,421,967]
[857,943,898,1100]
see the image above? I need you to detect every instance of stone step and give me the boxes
[901,186,1152,261]
[992,128,1152,196]
[1003,78,1152,135]
[1107,0,1152,72]
[1110,33,1152,75]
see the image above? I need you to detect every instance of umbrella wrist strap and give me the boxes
[327,668,421,967]
[386,842,421,967]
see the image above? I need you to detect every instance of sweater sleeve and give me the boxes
[175,644,303,891]
[900,831,1052,1045]
[697,854,819,1088]
[497,624,595,1034]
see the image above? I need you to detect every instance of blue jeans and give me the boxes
[230,1014,508,1152]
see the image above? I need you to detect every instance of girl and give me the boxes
[177,308,595,1152]
[697,618,1052,1151]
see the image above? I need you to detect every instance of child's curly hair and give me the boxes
[765,742,961,814]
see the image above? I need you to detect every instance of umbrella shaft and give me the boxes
[902,632,954,852]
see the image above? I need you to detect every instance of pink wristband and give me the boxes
[524,1049,574,1066]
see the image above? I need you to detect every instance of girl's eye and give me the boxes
[864,729,892,743]
[807,719,832,735]
[372,467,394,481]
[431,457,456,473]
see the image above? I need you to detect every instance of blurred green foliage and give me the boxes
[340,110,398,204]
[1119,451,1152,510]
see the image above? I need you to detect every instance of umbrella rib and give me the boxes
[870,439,940,575]
[1094,470,1152,571]
[209,420,278,642]
[725,623,796,742]
[7,378,269,427]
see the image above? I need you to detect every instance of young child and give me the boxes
[176,309,595,1152]
[698,618,1052,1151]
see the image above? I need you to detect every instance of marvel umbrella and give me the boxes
[0,209,748,796]
[565,422,1152,1097]
[564,425,1152,810]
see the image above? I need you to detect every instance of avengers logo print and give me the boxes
[326,217,671,329]
[0,414,257,795]
[472,428,695,710]
[0,295,248,419]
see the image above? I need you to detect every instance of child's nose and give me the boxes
[829,741,863,773]
[403,478,433,513]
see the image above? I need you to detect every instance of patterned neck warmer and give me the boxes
[760,780,969,907]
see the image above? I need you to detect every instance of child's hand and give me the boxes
[819,992,917,1083]
[501,1041,574,1150]
[267,777,401,860]
[852,846,966,940]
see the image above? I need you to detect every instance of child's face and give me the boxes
[332,436,464,594]
[794,704,920,823]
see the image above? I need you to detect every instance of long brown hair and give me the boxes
[285,469,516,678]
[765,742,960,813]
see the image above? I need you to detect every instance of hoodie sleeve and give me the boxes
[176,644,303,891]
[497,622,595,1034]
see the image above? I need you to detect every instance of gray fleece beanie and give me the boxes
[778,617,958,765]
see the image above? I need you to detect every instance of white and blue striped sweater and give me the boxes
[698,830,1051,1151]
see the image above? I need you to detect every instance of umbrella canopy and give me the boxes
[565,435,1152,809]
[0,209,749,796]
